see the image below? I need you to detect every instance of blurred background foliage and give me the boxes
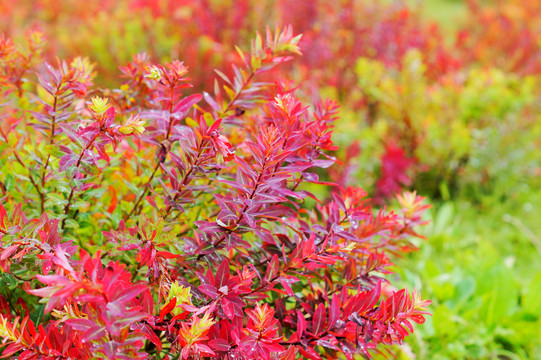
[1,0,540,358]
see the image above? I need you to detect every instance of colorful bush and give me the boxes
[341,49,539,199]
[0,26,432,359]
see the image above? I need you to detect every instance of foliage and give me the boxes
[2,0,541,358]
[0,26,431,359]
[340,50,539,199]
[386,190,541,360]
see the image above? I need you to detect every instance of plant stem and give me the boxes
[124,161,161,220]
[207,156,269,252]
[162,138,208,220]
[223,72,255,115]
[40,83,61,212]
[125,83,176,220]
[60,130,102,230]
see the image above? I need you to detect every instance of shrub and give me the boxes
[332,48,540,201]
[0,27,431,359]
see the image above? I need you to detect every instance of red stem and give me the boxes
[60,130,103,230]
[162,138,208,220]
[126,81,176,220]
[208,156,269,251]
[40,82,62,212]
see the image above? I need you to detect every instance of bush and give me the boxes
[337,50,540,200]
[0,27,431,359]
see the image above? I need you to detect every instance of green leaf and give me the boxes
[448,276,476,309]
[63,218,79,230]
[47,192,68,206]
[30,304,45,325]
[44,144,64,158]
[4,174,14,192]
[72,200,90,210]
[523,271,541,316]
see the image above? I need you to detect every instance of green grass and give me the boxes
[382,188,541,359]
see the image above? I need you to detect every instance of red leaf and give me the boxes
[159,298,177,321]
[296,310,306,337]
[0,204,7,231]
[103,106,116,127]
[265,254,280,282]
[157,251,178,259]
[298,346,322,360]
[327,295,340,331]
[106,185,117,214]
[215,260,230,288]
[312,303,326,336]
[1,245,18,261]
[280,345,297,360]
[174,94,202,114]
[209,338,231,352]
[113,284,147,304]
[141,324,162,351]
